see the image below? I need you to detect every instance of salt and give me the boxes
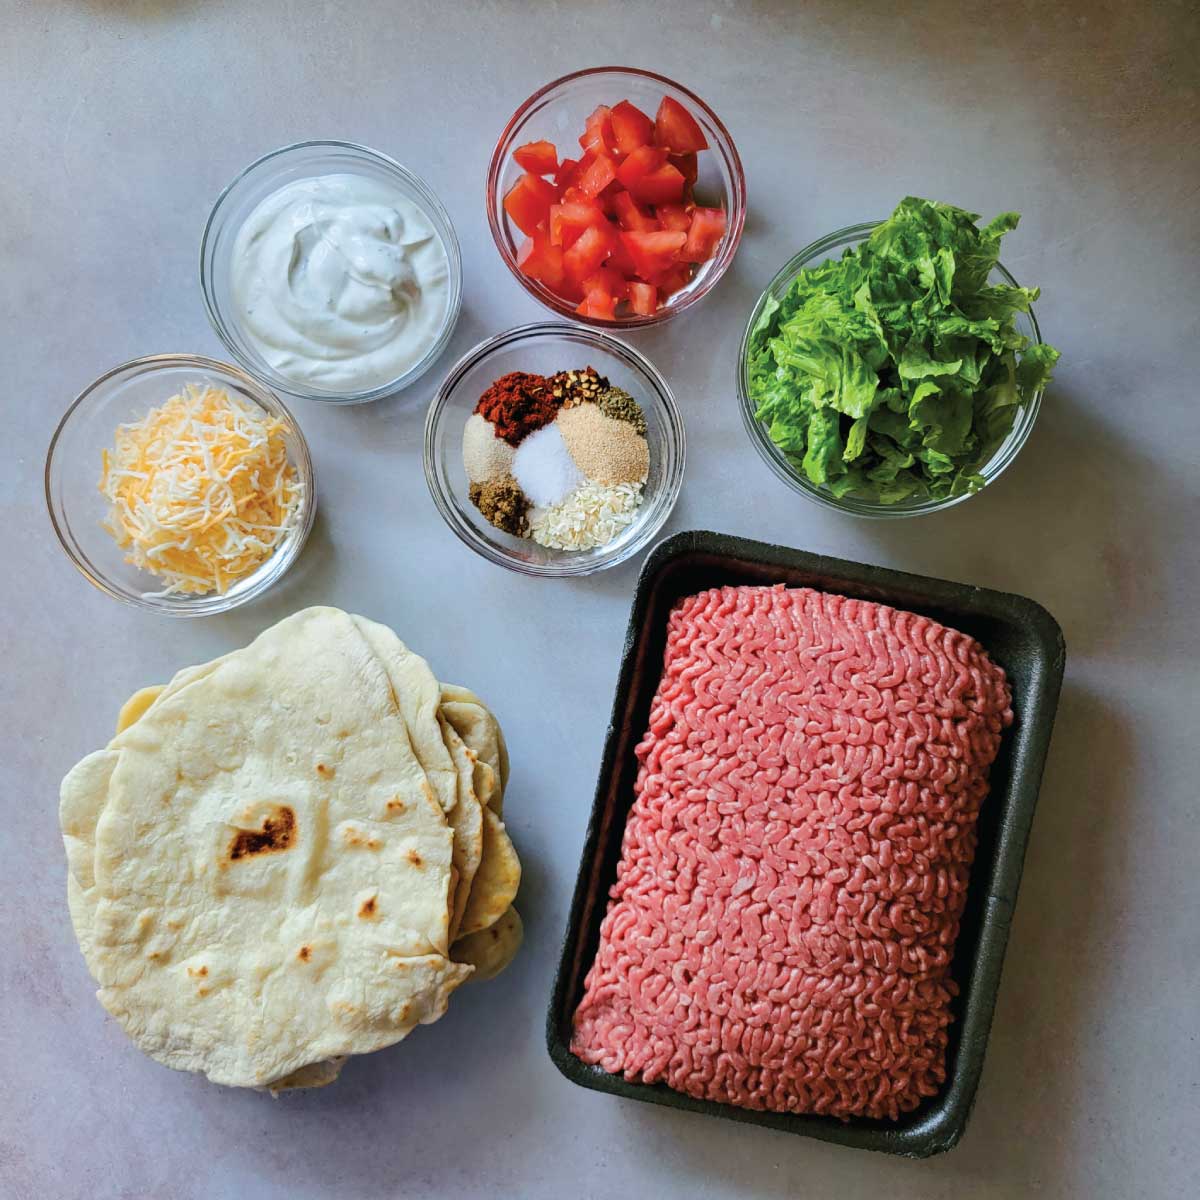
[512,422,583,508]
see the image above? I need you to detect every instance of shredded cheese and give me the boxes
[99,383,304,596]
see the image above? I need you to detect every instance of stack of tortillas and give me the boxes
[59,608,522,1092]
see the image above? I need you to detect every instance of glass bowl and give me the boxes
[45,354,316,615]
[487,67,746,329]
[201,140,462,405]
[425,323,684,576]
[738,222,1046,519]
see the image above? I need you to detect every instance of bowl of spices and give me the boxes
[425,323,683,576]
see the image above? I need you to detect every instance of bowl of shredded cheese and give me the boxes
[46,354,315,614]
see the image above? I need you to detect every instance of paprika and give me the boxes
[474,372,559,446]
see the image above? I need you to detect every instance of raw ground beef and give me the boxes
[571,584,1013,1121]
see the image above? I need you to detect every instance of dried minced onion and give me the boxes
[527,481,644,551]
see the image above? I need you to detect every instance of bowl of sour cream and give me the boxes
[201,140,462,403]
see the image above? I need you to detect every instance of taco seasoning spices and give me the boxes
[557,403,648,486]
[475,372,558,446]
[597,386,647,435]
[469,476,529,535]
[549,366,606,409]
[462,413,515,483]
[464,363,650,549]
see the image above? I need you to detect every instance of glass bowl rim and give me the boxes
[423,320,685,576]
[737,220,1045,519]
[45,352,317,615]
[200,138,463,406]
[486,65,747,330]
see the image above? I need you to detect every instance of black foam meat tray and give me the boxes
[547,530,1065,1157]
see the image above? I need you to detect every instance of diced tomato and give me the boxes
[549,275,584,304]
[581,266,628,302]
[594,188,622,221]
[655,203,692,233]
[654,96,709,154]
[619,230,687,280]
[628,281,658,316]
[503,172,558,236]
[616,144,668,192]
[668,153,698,186]
[681,206,727,263]
[513,140,558,175]
[648,261,694,298]
[578,105,618,157]
[605,236,639,278]
[612,191,658,232]
[516,229,564,289]
[548,200,606,248]
[563,223,617,284]
[576,292,617,321]
[626,163,686,206]
[610,99,655,155]
[554,157,580,190]
[577,153,618,200]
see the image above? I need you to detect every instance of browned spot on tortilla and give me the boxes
[342,826,382,850]
[336,729,350,739]
[406,849,423,868]
[187,964,208,978]
[228,806,296,861]
[196,986,210,997]
[386,797,406,814]
[358,895,378,919]
[316,762,334,779]
[298,944,312,962]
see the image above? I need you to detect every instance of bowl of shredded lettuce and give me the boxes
[739,197,1060,517]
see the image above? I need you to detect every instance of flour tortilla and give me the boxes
[452,906,523,982]
[437,686,519,936]
[439,716,484,941]
[69,607,469,1088]
[350,617,483,944]
[439,684,509,814]
[113,683,488,946]
[112,679,500,944]
[115,687,166,736]
[265,1055,347,1094]
[351,617,458,817]
[456,806,521,938]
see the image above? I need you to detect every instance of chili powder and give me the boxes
[475,372,559,446]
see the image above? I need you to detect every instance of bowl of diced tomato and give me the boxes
[487,66,746,327]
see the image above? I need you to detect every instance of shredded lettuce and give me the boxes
[748,197,1060,505]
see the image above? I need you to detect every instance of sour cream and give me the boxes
[230,173,450,392]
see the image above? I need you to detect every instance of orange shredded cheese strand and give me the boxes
[99,384,304,596]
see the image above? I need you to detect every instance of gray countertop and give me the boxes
[3,2,1197,1197]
